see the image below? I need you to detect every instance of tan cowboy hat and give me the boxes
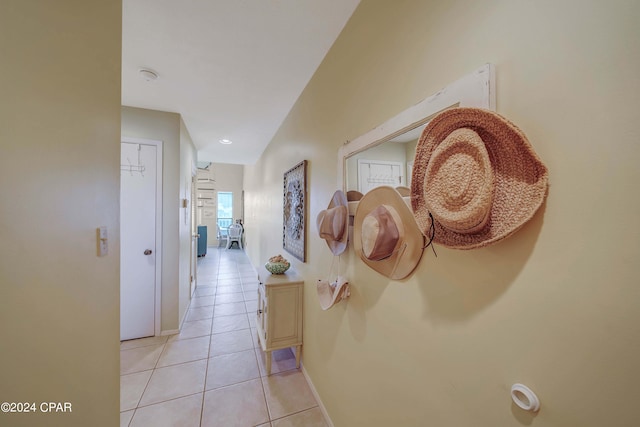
[316,190,349,255]
[354,186,425,280]
[395,186,411,197]
[411,107,549,249]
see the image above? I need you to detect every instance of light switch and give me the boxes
[98,226,108,256]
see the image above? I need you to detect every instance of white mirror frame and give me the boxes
[338,64,496,191]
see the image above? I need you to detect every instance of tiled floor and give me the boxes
[120,247,327,427]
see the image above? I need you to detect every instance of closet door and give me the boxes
[120,141,158,341]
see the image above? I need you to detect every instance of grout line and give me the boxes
[268,405,322,424]
[199,246,221,427]
[134,391,204,411]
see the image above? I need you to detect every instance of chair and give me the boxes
[226,224,243,250]
[216,225,228,248]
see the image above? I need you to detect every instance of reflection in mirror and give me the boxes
[345,120,429,193]
[338,64,495,198]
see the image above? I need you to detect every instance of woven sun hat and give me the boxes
[411,107,549,249]
[316,190,349,255]
[354,186,425,280]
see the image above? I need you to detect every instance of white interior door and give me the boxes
[358,159,404,193]
[121,142,157,341]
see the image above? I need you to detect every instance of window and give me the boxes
[217,192,233,231]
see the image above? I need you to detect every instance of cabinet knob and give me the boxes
[257,309,263,315]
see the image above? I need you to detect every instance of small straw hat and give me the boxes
[316,190,349,255]
[411,107,549,249]
[316,276,350,310]
[354,186,425,279]
[346,190,363,201]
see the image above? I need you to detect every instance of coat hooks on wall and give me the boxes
[120,144,146,176]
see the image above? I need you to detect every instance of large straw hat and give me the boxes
[316,190,349,255]
[411,107,549,249]
[354,186,425,279]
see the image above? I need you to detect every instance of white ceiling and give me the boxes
[122,0,361,165]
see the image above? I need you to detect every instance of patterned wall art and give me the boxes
[283,160,307,262]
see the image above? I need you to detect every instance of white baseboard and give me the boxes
[301,363,334,427]
[160,328,179,336]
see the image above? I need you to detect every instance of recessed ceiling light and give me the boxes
[139,68,159,81]
[219,139,233,145]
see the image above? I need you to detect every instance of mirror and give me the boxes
[338,64,496,197]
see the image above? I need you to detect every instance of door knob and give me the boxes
[144,249,152,255]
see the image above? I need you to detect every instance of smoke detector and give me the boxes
[139,68,159,82]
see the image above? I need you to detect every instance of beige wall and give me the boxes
[0,1,121,426]
[121,106,195,332]
[243,1,640,426]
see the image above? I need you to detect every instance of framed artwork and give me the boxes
[283,160,307,262]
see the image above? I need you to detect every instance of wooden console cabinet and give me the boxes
[256,267,303,375]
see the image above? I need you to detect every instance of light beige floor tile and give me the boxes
[139,359,207,406]
[120,335,169,350]
[243,290,258,301]
[251,328,261,348]
[215,292,245,304]
[197,281,217,287]
[212,313,249,334]
[216,284,243,294]
[195,286,216,297]
[167,318,212,342]
[245,300,258,313]
[120,410,135,427]
[262,371,317,419]
[121,344,164,375]
[191,295,216,308]
[121,370,153,411]
[186,306,214,321]
[197,273,217,281]
[272,407,327,427]
[156,335,210,367]
[214,301,247,316]
[242,283,259,293]
[206,349,260,390]
[210,329,254,356]
[255,348,298,377]
[130,393,203,427]
[201,379,269,427]
[248,314,257,329]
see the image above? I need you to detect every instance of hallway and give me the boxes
[120,248,327,426]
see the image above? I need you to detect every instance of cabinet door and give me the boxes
[268,285,301,346]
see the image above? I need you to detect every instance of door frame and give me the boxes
[190,166,197,298]
[121,136,163,337]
